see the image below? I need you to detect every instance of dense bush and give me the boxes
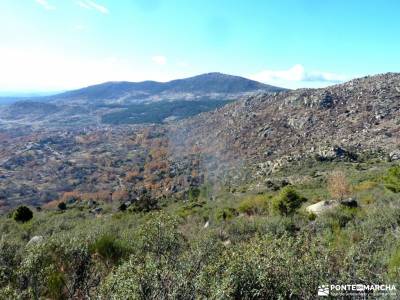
[388,244,400,280]
[216,207,238,221]
[20,237,95,299]
[130,192,158,212]
[57,202,67,210]
[0,238,21,289]
[237,194,269,215]
[89,235,126,266]
[12,205,33,223]
[272,187,306,216]
[188,187,201,202]
[384,165,400,193]
[118,203,127,211]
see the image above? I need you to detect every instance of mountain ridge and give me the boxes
[0,72,286,127]
[49,72,285,103]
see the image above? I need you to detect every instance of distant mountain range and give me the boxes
[47,72,285,103]
[0,73,286,127]
[50,73,282,101]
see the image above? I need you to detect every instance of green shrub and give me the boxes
[210,233,327,299]
[176,201,205,219]
[101,232,222,299]
[383,165,400,193]
[47,271,65,300]
[57,202,67,211]
[188,187,201,202]
[320,206,358,230]
[13,206,33,223]
[0,238,21,288]
[130,193,158,212]
[118,203,127,211]
[237,194,269,215]
[308,212,317,221]
[388,245,400,280]
[136,213,185,258]
[90,235,126,265]
[272,187,307,216]
[21,237,94,299]
[216,207,237,221]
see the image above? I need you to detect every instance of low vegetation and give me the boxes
[0,162,399,298]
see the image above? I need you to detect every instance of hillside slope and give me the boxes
[170,73,400,176]
[0,73,399,210]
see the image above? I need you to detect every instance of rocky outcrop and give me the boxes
[389,150,400,161]
[170,73,400,178]
[306,200,338,215]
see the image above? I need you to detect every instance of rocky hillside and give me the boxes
[1,73,399,210]
[170,73,400,177]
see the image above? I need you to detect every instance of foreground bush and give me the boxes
[20,237,95,299]
[384,165,400,193]
[89,235,126,266]
[272,187,306,216]
[13,206,33,223]
[237,194,269,215]
[101,213,221,299]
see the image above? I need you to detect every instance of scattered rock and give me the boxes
[306,200,338,215]
[223,240,231,246]
[389,150,400,161]
[91,207,103,214]
[27,236,44,246]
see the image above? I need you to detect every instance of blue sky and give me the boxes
[0,0,399,91]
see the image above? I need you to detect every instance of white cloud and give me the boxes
[252,64,346,83]
[76,0,109,14]
[35,0,56,10]
[250,64,349,89]
[152,55,167,65]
